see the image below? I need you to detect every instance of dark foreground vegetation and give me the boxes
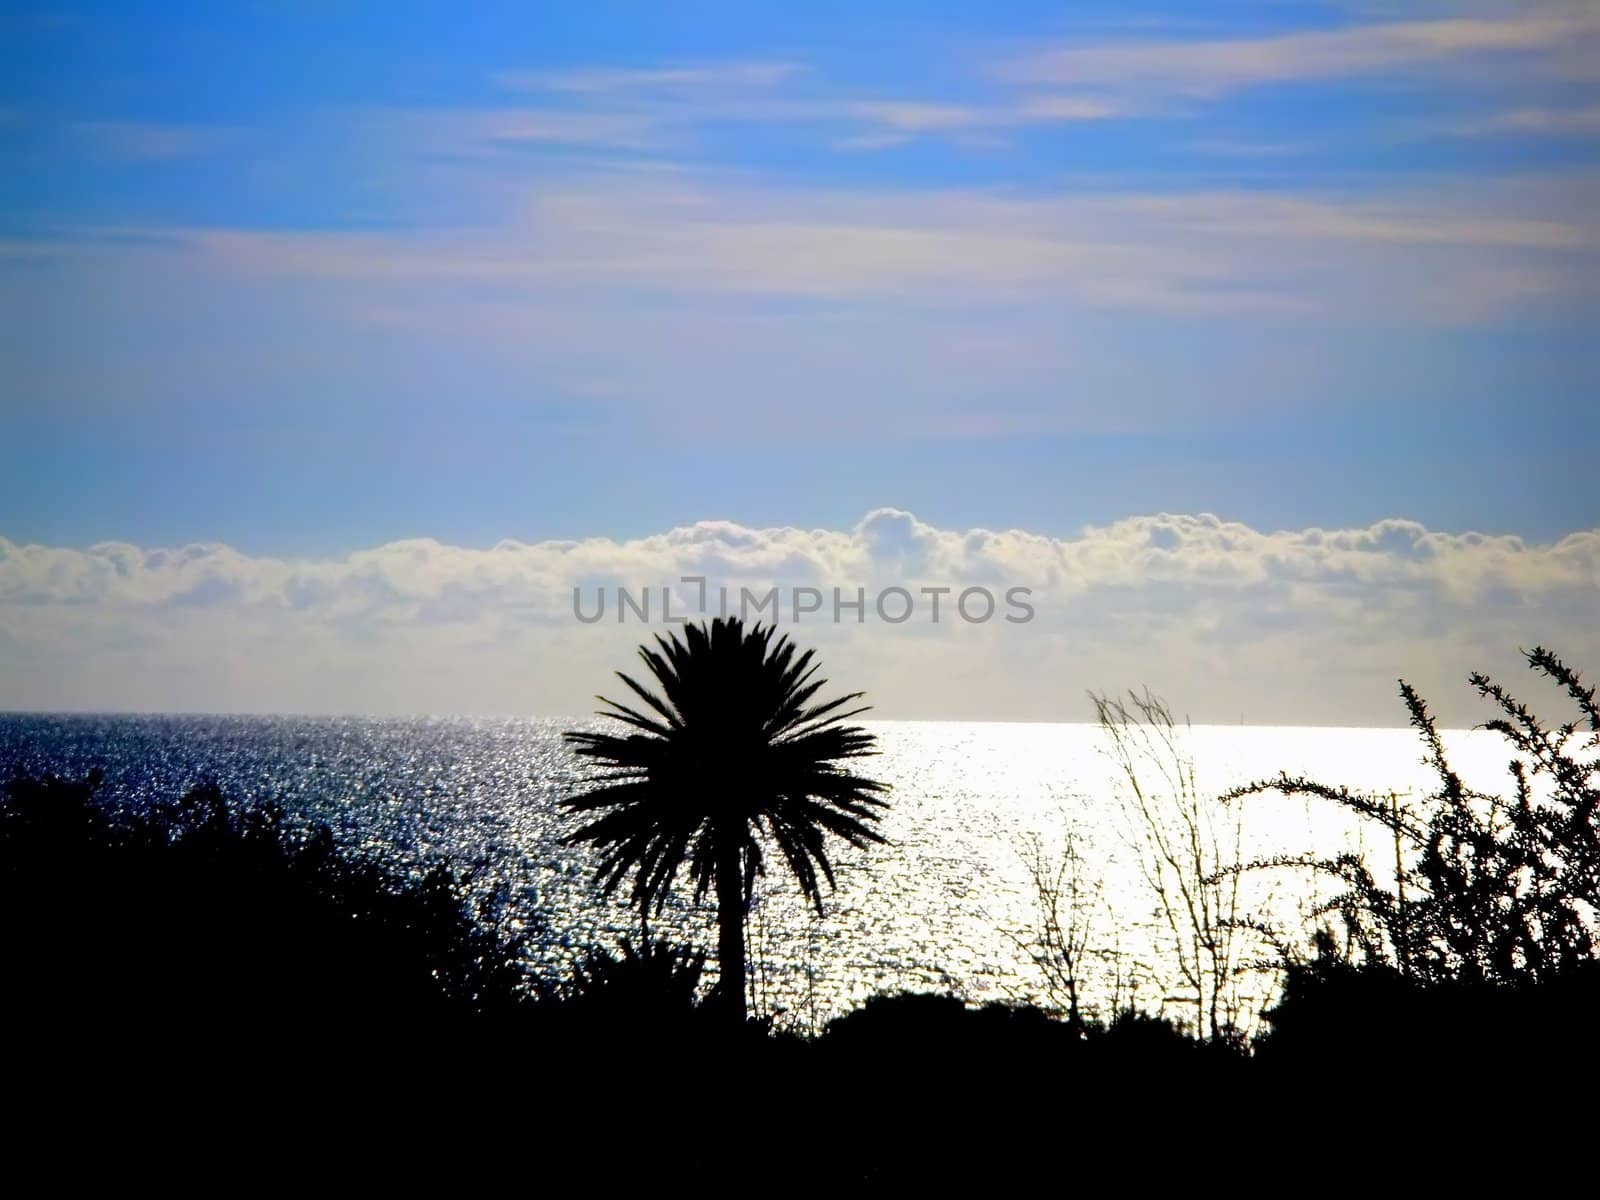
[4,645,1598,1171]
[1,769,1256,1065]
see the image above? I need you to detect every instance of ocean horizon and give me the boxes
[0,709,1493,732]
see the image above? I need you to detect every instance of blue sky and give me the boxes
[3,0,1597,555]
[2,2,1598,719]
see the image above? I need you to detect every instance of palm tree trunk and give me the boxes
[714,841,747,1026]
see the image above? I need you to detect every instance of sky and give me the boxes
[2,1,1597,722]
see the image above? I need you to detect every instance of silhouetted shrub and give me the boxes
[562,938,708,1008]
[1091,688,1279,1041]
[0,770,531,1066]
[1256,931,1600,1067]
[1218,648,1600,1068]
[1226,647,1599,985]
[536,937,720,1048]
[814,990,1227,1082]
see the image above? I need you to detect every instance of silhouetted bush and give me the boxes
[1,769,531,1066]
[534,937,725,1052]
[1227,646,1599,985]
[812,989,1242,1084]
[1227,647,1600,1067]
[1256,931,1600,1068]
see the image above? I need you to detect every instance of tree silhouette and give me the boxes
[561,617,890,1024]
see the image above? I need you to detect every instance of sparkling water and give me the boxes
[0,712,1518,1031]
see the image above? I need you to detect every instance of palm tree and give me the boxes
[561,617,890,1025]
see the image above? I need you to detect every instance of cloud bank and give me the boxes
[3,510,1595,726]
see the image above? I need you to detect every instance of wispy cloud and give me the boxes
[8,160,1593,451]
[396,106,665,151]
[1015,95,1123,121]
[1006,13,1600,96]
[847,101,991,132]
[839,95,1121,146]
[452,11,1598,160]
[76,121,232,160]
[832,130,916,152]
[154,166,1597,319]
[493,60,805,95]
[1178,138,1304,157]
[478,54,1122,154]
[1440,104,1600,136]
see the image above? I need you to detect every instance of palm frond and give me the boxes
[560,617,891,921]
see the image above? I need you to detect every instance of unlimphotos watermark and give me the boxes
[572,576,1035,625]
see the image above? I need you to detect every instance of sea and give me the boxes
[0,713,1519,1033]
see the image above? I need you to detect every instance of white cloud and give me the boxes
[1442,105,1600,136]
[462,63,1121,152]
[386,106,668,151]
[833,131,916,152]
[1014,95,1123,121]
[8,165,1592,443]
[3,511,1595,726]
[7,162,1594,453]
[493,61,806,95]
[1006,12,1600,96]
[76,121,233,160]
[352,10,1599,163]
[145,166,1597,324]
[844,95,1121,137]
[847,102,990,132]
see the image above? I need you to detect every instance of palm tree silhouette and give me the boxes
[562,617,890,1024]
